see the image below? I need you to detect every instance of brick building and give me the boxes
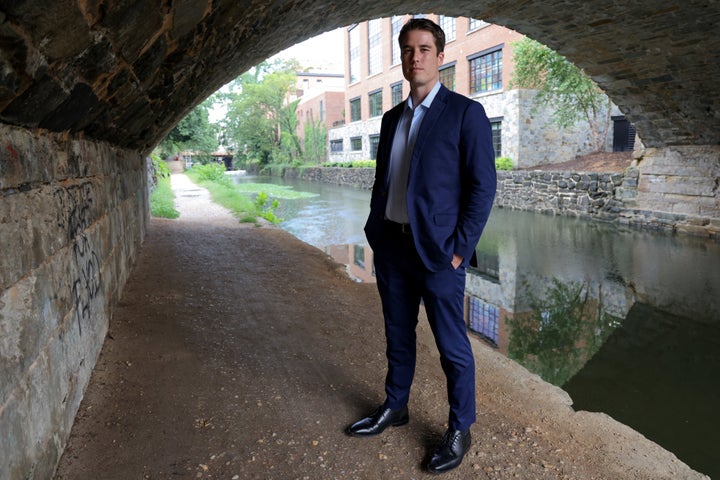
[328,15,632,168]
[291,72,345,163]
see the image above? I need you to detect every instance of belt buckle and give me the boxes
[401,223,411,234]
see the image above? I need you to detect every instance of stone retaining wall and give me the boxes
[284,166,375,190]
[495,170,626,220]
[0,124,148,479]
[283,163,718,239]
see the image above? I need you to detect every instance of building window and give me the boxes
[391,81,404,106]
[439,63,456,91]
[439,16,456,42]
[467,296,499,347]
[353,244,365,268]
[330,139,343,152]
[369,89,383,118]
[369,134,380,160]
[349,97,361,122]
[490,120,502,158]
[349,25,360,83]
[469,47,503,94]
[368,19,382,76]
[469,18,487,31]
[319,100,325,122]
[391,16,403,65]
[350,136,363,151]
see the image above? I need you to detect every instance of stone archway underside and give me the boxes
[0,1,718,152]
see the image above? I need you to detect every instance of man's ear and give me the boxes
[437,51,445,66]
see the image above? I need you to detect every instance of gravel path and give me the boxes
[171,173,242,227]
[53,173,708,480]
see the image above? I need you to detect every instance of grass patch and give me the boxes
[185,164,284,224]
[150,177,180,219]
[235,182,318,200]
[201,180,258,223]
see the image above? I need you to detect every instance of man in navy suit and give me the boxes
[346,18,497,473]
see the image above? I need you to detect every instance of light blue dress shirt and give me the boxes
[385,81,442,223]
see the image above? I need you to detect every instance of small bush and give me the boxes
[254,191,282,223]
[321,160,376,168]
[151,154,171,179]
[190,162,231,185]
[351,160,376,168]
[495,156,514,171]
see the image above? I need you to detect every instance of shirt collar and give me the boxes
[407,81,442,111]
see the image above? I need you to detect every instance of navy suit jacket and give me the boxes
[364,84,497,272]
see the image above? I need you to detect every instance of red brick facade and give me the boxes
[343,15,524,123]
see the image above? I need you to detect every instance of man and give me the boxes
[345,18,497,474]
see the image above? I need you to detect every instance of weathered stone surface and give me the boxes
[0,123,147,480]
[0,1,718,150]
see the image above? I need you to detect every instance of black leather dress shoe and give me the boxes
[427,428,471,474]
[346,405,409,436]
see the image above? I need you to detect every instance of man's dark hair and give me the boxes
[398,18,446,54]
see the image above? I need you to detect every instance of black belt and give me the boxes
[384,219,412,235]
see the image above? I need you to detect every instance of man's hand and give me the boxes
[451,254,463,270]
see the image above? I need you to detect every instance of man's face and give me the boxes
[401,29,444,90]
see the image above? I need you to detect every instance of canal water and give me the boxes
[234,174,720,477]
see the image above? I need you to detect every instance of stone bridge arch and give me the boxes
[1,2,719,150]
[0,2,718,479]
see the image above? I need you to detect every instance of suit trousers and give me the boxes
[373,223,477,431]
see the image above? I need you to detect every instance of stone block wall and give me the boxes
[285,159,718,239]
[285,166,375,190]
[622,146,720,236]
[0,124,148,479]
[495,170,625,220]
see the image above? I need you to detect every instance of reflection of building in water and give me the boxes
[465,234,630,385]
[325,244,375,283]
[463,208,720,388]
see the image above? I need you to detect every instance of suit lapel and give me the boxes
[410,85,449,164]
[379,103,406,187]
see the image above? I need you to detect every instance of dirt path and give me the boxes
[54,174,707,480]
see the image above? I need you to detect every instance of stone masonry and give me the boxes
[495,170,625,220]
[287,165,718,239]
[0,1,719,478]
[0,124,147,480]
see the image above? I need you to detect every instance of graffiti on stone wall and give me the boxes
[53,181,102,335]
[71,233,101,335]
[53,182,95,240]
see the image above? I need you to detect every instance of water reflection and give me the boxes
[234,174,720,477]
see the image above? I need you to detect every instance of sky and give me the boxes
[269,27,346,73]
[210,28,345,123]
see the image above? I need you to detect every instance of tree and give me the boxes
[221,59,303,165]
[303,114,327,164]
[511,38,612,152]
[157,96,219,161]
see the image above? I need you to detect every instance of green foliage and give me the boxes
[185,164,284,224]
[507,278,619,386]
[235,183,317,200]
[495,156,514,171]
[253,191,282,223]
[321,160,376,168]
[157,96,219,159]
[510,38,612,152]
[150,177,180,219]
[189,162,231,185]
[303,118,327,164]
[221,60,303,166]
[352,160,376,168]
[151,153,172,179]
